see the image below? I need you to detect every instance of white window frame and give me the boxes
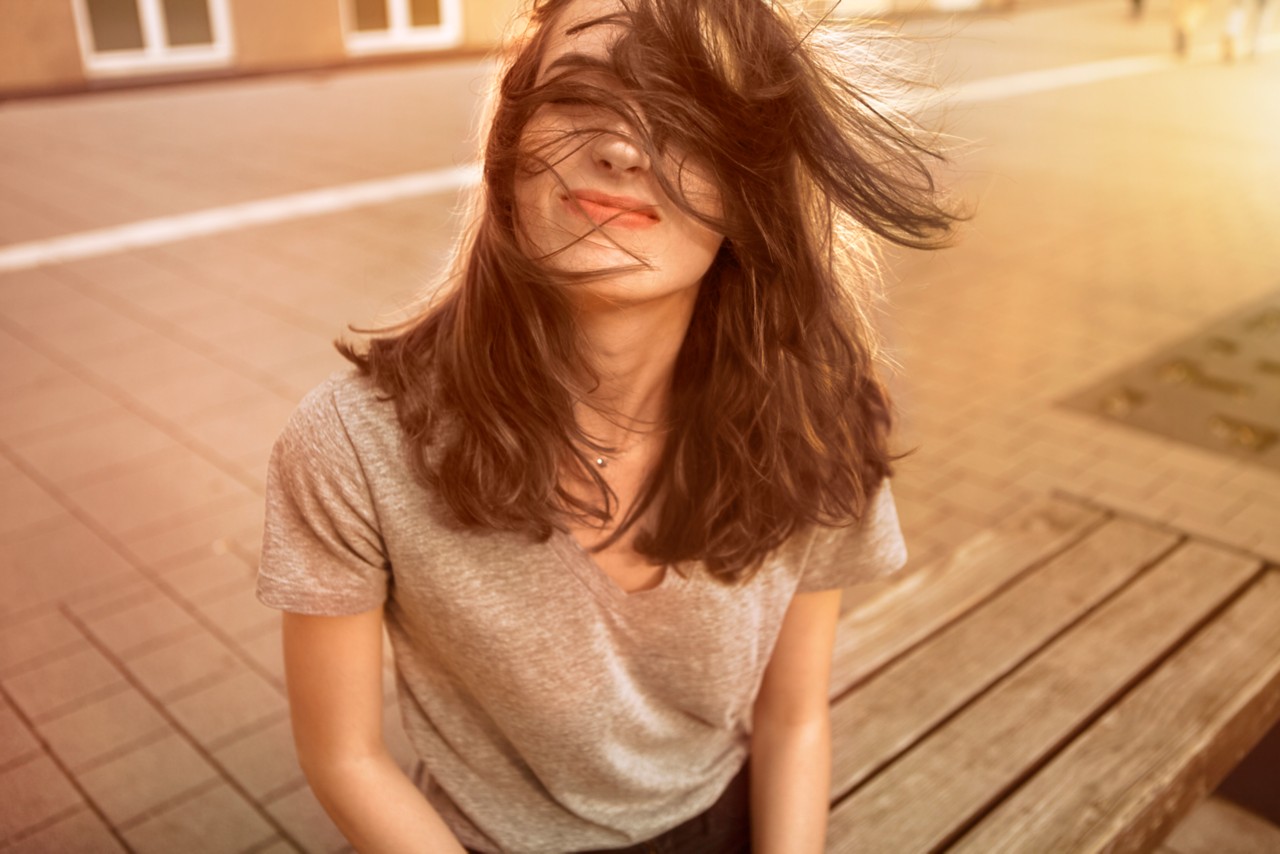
[70,0,234,77]
[341,0,464,55]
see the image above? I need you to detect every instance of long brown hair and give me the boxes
[338,0,960,584]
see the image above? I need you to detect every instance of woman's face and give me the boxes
[513,0,725,309]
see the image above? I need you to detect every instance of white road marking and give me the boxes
[2,33,1277,274]
[949,54,1173,103]
[0,164,480,273]
[950,31,1279,103]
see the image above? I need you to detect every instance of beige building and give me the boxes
[0,0,521,99]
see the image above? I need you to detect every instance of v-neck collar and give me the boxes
[548,528,688,608]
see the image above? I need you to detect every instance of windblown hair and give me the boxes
[339,0,960,584]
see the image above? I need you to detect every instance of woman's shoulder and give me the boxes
[795,479,908,592]
[280,367,406,461]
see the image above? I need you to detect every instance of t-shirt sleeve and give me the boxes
[795,479,908,593]
[256,379,390,616]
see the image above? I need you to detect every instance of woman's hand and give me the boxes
[749,588,843,854]
[283,607,467,853]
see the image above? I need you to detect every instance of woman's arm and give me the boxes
[283,608,468,853]
[749,588,843,854]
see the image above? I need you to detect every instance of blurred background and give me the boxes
[1,0,1278,851]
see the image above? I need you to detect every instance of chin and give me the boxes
[574,274,703,311]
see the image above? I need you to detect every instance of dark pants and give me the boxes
[466,760,752,854]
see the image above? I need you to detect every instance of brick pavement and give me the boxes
[1,1,1278,850]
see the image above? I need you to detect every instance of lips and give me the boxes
[564,189,660,229]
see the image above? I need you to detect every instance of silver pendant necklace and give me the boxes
[593,439,638,468]
[590,425,671,468]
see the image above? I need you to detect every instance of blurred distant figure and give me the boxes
[1171,0,1270,59]
[1257,0,1277,54]
[1222,0,1273,59]
[1172,0,1210,55]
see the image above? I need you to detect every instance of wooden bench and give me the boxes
[823,495,1280,852]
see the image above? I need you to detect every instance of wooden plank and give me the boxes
[831,496,1105,697]
[825,539,1259,853]
[828,516,1177,803]
[950,568,1280,854]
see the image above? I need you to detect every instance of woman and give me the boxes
[256,0,957,851]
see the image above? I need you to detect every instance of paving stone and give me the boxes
[231,514,268,563]
[182,393,296,463]
[1222,468,1280,502]
[166,299,286,347]
[7,407,183,490]
[1150,474,1250,524]
[2,645,127,721]
[36,689,170,770]
[0,185,69,241]
[1254,529,1280,564]
[74,731,220,826]
[917,507,988,555]
[166,668,288,747]
[0,702,41,768]
[198,579,281,641]
[943,441,1029,485]
[126,629,242,701]
[62,574,157,619]
[65,445,256,540]
[214,317,333,373]
[0,328,67,394]
[159,550,255,604]
[122,495,265,568]
[78,589,203,659]
[933,471,1026,524]
[16,291,157,359]
[84,329,228,390]
[0,372,123,444]
[237,628,286,686]
[128,363,281,424]
[0,755,84,840]
[0,269,81,313]
[1234,490,1280,529]
[212,716,305,801]
[2,806,126,854]
[234,448,272,492]
[264,784,349,854]
[1081,461,1174,503]
[0,468,67,540]
[59,252,225,321]
[161,238,304,297]
[121,783,277,854]
[0,516,138,619]
[272,349,352,400]
[895,501,946,548]
[0,609,84,676]
[1218,502,1273,551]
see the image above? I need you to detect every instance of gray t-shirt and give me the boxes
[256,369,907,853]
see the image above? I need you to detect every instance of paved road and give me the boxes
[1,0,1277,850]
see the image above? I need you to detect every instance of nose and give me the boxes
[590,128,650,175]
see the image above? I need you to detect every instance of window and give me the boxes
[71,0,233,76]
[342,0,463,55]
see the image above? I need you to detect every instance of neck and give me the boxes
[570,287,698,447]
